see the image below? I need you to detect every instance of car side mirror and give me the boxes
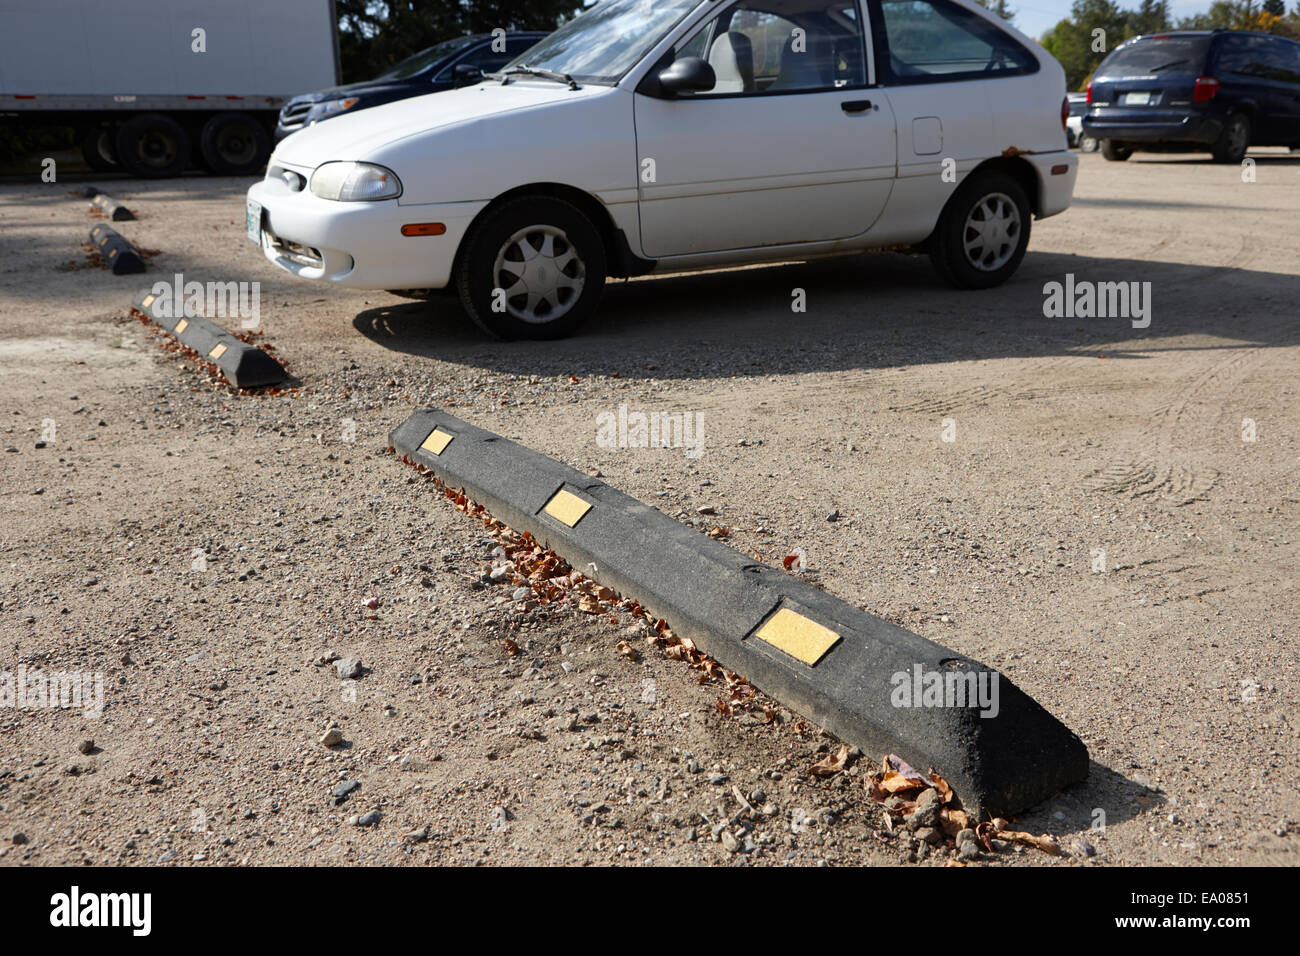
[657,56,716,97]
[453,63,483,88]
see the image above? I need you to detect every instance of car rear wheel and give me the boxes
[928,171,1031,290]
[115,113,191,178]
[1211,113,1251,164]
[455,197,607,340]
[1101,139,1131,162]
[200,113,271,175]
[1079,134,1099,153]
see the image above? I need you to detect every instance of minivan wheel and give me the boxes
[456,197,606,340]
[1211,113,1251,164]
[1101,139,1131,161]
[928,171,1031,290]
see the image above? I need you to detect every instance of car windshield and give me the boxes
[376,36,479,80]
[1096,36,1209,77]
[503,0,701,85]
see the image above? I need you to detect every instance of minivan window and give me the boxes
[1096,35,1210,76]
[877,0,1036,84]
[506,0,700,85]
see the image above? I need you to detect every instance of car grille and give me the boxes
[279,100,313,131]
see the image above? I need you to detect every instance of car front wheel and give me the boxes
[928,171,1031,290]
[456,197,607,340]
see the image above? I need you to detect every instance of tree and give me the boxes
[1127,0,1170,33]
[1041,0,1129,90]
[335,0,584,82]
[975,0,1016,21]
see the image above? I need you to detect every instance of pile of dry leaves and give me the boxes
[397,460,775,721]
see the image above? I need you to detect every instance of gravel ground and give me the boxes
[0,148,1296,867]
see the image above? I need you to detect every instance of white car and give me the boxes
[247,0,1077,339]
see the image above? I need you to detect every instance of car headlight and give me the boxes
[305,97,359,124]
[309,162,402,202]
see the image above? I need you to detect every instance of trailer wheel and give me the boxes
[115,113,191,179]
[200,113,271,175]
[79,126,119,172]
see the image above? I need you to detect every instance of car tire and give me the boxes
[928,171,1031,290]
[1211,113,1251,164]
[80,126,119,172]
[1101,139,1131,162]
[455,197,607,340]
[1079,135,1099,153]
[199,112,271,175]
[115,113,191,178]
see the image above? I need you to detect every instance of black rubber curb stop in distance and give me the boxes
[91,193,135,221]
[391,409,1089,818]
[133,290,288,389]
[89,223,144,275]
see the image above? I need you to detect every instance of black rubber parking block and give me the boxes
[89,224,144,275]
[390,409,1089,817]
[91,193,135,221]
[133,290,288,389]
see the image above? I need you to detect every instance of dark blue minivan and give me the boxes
[275,32,547,142]
[1082,30,1300,163]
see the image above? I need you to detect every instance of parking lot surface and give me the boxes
[0,150,1296,865]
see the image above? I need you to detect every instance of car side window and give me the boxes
[1266,37,1300,85]
[1214,35,1269,79]
[875,0,1036,85]
[676,0,867,97]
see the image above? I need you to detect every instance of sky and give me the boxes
[1013,1,1217,41]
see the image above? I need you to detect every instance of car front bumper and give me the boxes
[246,167,485,290]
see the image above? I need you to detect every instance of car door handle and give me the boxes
[842,99,873,114]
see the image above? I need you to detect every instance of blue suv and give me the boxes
[275,32,546,142]
[1082,29,1300,163]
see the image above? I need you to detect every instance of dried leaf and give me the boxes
[615,640,639,661]
[808,743,852,778]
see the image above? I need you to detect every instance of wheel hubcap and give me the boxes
[218,127,255,164]
[1229,121,1247,154]
[141,132,177,167]
[962,192,1021,272]
[492,225,585,324]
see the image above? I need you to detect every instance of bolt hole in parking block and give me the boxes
[391,409,1088,817]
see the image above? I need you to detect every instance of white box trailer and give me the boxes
[0,0,339,176]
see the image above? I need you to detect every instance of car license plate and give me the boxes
[246,199,262,243]
[1122,91,1152,106]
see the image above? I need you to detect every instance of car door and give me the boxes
[633,0,896,259]
[867,0,1036,239]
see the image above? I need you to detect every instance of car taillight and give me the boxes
[1085,82,1093,105]
[1194,76,1220,102]
[1061,96,1069,131]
